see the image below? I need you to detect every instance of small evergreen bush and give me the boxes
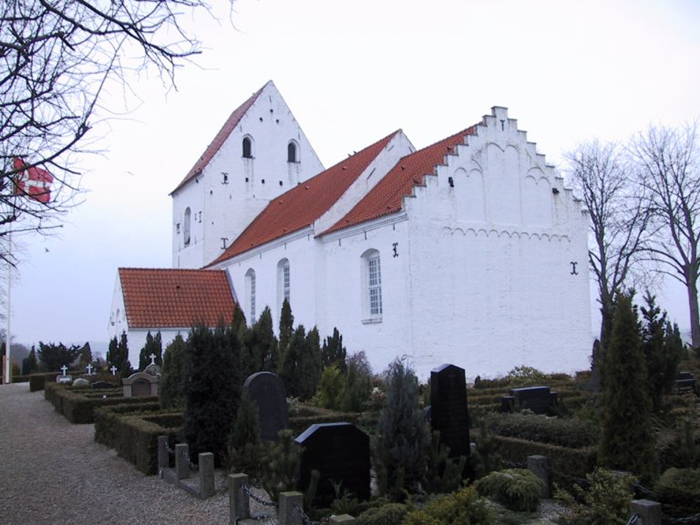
[138,331,163,371]
[476,468,543,512]
[555,468,635,525]
[227,391,264,478]
[655,467,700,517]
[313,365,344,410]
[159,335,187,410]
[356,503,408,525]
[341,351,373,412]
[404,485,493,525]
[425,430,466,494]
[260,429,300,502]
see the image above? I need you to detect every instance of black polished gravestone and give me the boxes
[295,423,370,506]
[502,386,559,415]
[243,372,289,442]
[430,364,470,459]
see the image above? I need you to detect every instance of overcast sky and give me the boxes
[7,0,700,349]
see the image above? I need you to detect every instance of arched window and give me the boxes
[242,136,253,158]
[245,269,256,322]
[183,207,191,246]
[277,258,290,311]
[362,249,383,320]
[287,141,298,163]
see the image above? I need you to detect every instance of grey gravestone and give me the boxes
[122,371,159,397]
[430,364,470,459]
[676,372,697,393]
[503,386,558,415]
[243,372,289,442]
[73,378,90,388]
[295,423,370,506]
[131,378,152,397]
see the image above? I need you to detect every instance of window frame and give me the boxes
[361,249,383,323]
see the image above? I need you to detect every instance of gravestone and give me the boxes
[243,372,289,442]
[430,364,470,459]
[73,378,90,388]
[295,423,370,506]
[676,372,697,394]
[91,381,113,390]
[56,375,72,385]
[502,386,558,415]
[122,371,159,397]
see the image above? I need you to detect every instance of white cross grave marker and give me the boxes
[149,353,157,366]
[110,366,118,376]
[60,365,68,376]
[86,364,94,375]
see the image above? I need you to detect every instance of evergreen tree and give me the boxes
[107,333,132,376]
[160,335,188,409]
[277,298,294,371]
[79,342,92,366]
[227,390,263,477]
[232,305,247,338]
[600,293,658,482]
[21,346,38,375]
[37,342,82,371]
[302,327,323,399]
[640,293,684,411]
[321,327,347,372]
[313,365,344,410]
[138,331,163,371]
[374,358,430,498]
[260,430,300,502]
[341,351,373,412]
[280,325,307,399]
[184,321,243,464]
[243,307,278,377]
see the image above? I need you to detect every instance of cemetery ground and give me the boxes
[3,357,700,525]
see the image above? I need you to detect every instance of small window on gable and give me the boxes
[361,249,383,322]
[183,207,191,246]
[243,136,253,159]
[287,141,299,163]
[246,268,256,322]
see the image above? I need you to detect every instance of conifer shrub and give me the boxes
[260,429,300,501]
[159,335,187,410]
[475,468,543,512]
[373,358,430,499]
[277,298,294,367]
[600,293,659,483]
[471,418,503,480]
[106,332,132,377]
[280,325,322,401]
[341,351,373,412]
[555,468,635,525]
[242,307,278,377]
[404,485,493,525]
[321,327,347,372]
[356,503,409,525]
[183,322,243,465]
[313,365,344,410]
[138,331,163,371]
[654,467,700,517]
[424,430,466,494]
[227,391,264,478]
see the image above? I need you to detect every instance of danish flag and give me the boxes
[13,158,53,204]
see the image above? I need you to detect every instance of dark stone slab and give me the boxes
[504,386,558,415]
[243,372,289,442]
[91,381,113,390]
[430,364,470,459]
[295,423,370,506]
[676,372,697,393]
[132,378,152,397]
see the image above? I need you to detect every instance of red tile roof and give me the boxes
[208,130,401,265]
[119,268,236,329]
[321,126,479,235]
[170,81,270,194]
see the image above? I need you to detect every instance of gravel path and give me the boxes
[0,383,246,525]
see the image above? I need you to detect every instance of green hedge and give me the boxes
[486,412,599,449]
[494,435,598,481]
[30,372,60,392]
[289,412,361,435]
[94,404,182,474]
[44,382,157,424]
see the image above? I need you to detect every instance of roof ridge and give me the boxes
[170,81,271,194]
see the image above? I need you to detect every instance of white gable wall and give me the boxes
[172,82,325,269]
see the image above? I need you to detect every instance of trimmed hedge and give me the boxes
[486,412,599,449]
[494,435,598,480]
[94,404,182,474]
[45,383,157,424]
[289,405,361,435]
[30,372,60,392]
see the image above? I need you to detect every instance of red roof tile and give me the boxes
[321,126,479,235]
[119,268,236,329]
[208,130,401,265]
[170,82,270,194]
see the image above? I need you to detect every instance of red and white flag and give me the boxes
[13,157,53,204]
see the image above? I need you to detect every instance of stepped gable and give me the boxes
[321,126,478,235]
[119,268,236,328]
[170,81,270,194]
[208,130,401,265]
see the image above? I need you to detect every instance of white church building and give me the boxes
[110,80,592,379]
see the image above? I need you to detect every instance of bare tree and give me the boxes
[0,0,226,262]
[631,122,700,348]
[565,140,650,345]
